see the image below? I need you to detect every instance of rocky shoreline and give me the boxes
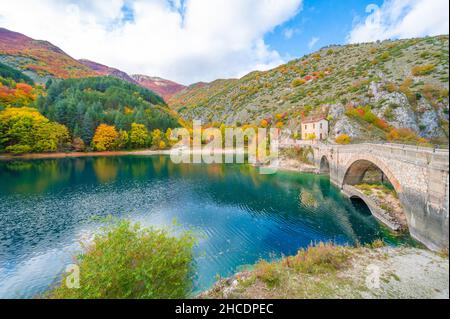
[199,246,449,299]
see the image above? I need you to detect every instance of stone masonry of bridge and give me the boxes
[281,140,449,251]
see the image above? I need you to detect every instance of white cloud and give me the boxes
[283,28,295,39]
[348,0,449,43]
[0,0,303,84]
[308,36,319,49]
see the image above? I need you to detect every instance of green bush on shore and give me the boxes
[47,220,196,299]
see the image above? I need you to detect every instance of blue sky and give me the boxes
[0,0,448,84]
[266,0,383,60]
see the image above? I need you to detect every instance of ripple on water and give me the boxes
[0,156,413,297]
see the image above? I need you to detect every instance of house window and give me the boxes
[304,125,307,130]
[320,133,323,139]
[320,123,322,129]
[313,124,315,129]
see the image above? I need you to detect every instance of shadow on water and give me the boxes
[0,155,416,297]
[349,197,373,216]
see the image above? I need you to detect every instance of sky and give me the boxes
[0,0,448,85]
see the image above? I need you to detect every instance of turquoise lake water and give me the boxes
[0,155,413,298]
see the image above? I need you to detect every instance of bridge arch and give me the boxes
[342,154,402,194]
[341,154,408,231]
[319,155,330,174]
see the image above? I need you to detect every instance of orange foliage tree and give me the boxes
[335,134,351,145]
[92,124,119,151]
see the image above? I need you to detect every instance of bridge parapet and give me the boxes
[281,141,449,251]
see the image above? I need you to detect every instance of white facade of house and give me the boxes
[301,118,329,140]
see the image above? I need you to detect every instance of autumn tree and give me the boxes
[92,124,119,151]
[151,129,162,149]
[335,134,351,145]
[72,137,85,152]
[165,128,175,146]
[116,130,129,150]
[0,107,69,154]
[129,123,149,149]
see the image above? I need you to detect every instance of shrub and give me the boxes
[385,82,397,93]
[255,260,282,288]
[72,137,85,152]
[380,52,390,61]
[47,220,196,299]
[282,146,314,164]
[386,127,428,145]
[335,134,351,145]
[282,243,350,274]
[260,119,269,128]
[383,107,394,121]
[291,78,306,87]
[399,78,417,106]
[412,64,436,76]
[5,144,32,154]
[305,133,316,140]
[370,239,385,249]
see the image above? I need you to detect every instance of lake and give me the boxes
[0,155,413,298]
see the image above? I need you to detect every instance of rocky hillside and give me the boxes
[0,28,185,103]
[0,28,96,83]
[131,74,186,101]
[78,59,138,85]
[169,35,449,144]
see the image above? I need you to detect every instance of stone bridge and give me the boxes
[281,140,449,251]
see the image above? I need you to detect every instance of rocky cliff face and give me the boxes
[169,35,449,144]
[131,74,186,101]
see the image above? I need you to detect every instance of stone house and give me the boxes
[301,115,329,140]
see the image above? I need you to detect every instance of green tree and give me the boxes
[129,123,149,149]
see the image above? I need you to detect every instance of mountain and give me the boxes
[77,63,186,101]
[78,59,138,85]
[0,28,96,82]
[131,74,186,100]
[168,35,449,145]
[0,28,186,102]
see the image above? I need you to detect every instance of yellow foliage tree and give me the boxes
[92,124,119,151]
[335,134,351,145]
[0,107,69,154]
[151,129,162,149]
[129,123,149,149]
[275,121,284,129]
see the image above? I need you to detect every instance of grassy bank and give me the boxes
[200,243,449,299]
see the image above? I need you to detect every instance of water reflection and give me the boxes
[0,155,413,298]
